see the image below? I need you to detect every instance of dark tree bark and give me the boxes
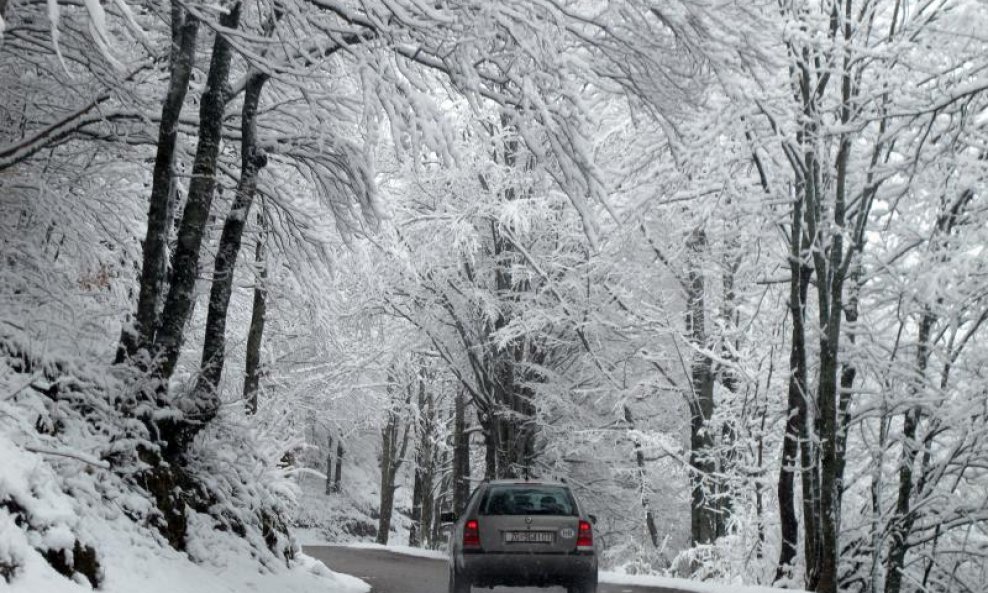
[377,383,411,545]
[452,388,471,514]
[325,435,334,495]
[409,454,423,547]
[834,261,863,533]
[813,10,857,592]
[419,394,436,547]
[883,315,930,593]
[411,380,436,547]
[685,227,719,546]
[624,404,660,547]
[776,197,812,582]
[333,439,344,493]
[151,1,242,400]
[243,207,267,415]
[481,412,497,480]
[193,67,269,409]
[117,2,199,362]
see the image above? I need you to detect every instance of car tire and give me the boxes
[448,568,471,593]
[567,576,598,593]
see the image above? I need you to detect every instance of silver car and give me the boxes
[444,480,598,593]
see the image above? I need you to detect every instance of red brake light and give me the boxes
[576,520,593,548]
[464,519,481,548]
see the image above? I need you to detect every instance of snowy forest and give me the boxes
[1,0,987,593]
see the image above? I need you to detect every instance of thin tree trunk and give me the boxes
[118,2,199,362]
[799,143,824,592]
[377,385,411,545]
[409,455,423,547]
[481,413,497,480]
[624,404,660,547]
[815,11,856,592]
[333,439,344,493]
[452,388,470,513]
[419,447,435,548]
[152,1,242,397]
[377,417,396,545]
[193,67,269,409]
[685,227,718,546]
[777,180,814,579]
[884,312,933,593]
[326,435,334,495]
[243,207,267,415]
[871,401,890,593]
[835,260,863,534]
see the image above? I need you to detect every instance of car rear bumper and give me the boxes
[457,551,597,587]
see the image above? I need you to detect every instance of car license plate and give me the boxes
[504,531,553,544]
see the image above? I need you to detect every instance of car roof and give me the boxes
[483,479,569,487]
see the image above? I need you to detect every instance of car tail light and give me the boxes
[577,520,593,549]
[463,519,481,548]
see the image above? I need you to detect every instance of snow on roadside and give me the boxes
[334,541,448,561]
[600,571,808,593]
[0,430,368,593]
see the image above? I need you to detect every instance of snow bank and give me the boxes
[334,541,448,561]
[0,430,368,593]
[0,361,367,593]
[600,571,808,593]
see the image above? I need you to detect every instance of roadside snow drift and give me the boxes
[0,430,368,593]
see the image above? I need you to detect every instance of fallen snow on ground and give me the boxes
[600,571,808,593]
[0,422,368,593]
[7,537,368,593]
[336,541,448,560]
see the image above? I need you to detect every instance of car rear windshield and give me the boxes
[478,485,577,516]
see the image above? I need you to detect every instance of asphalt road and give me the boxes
[303,545,682,593]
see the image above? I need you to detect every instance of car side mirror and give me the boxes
[588,514,597,525]
[440,511,458,523]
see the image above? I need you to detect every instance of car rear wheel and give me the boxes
[448,568,471,593]
[567,576,598,593]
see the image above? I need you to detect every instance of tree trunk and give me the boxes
[418,389,436,547]
[452,388,470,514]
[377,422,397,545]
[377,385,411,545]
[835,260,862,533]
[777,199,812,581]
[624,404,660,547]
[325,435,334,495]
[243,207,267,415]
[333,439,344,493]
[884,312,933,593]
[409,453,423,547]
[799,148,824,592]
[151,1,242,399]
[118,2,199,362]
[377,417,396,545]
[481,411,497,480]
[814,11,855,591]
[685,227,719,546]
[193,68,269,410]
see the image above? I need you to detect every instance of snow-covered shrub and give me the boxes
[184,410,299,567]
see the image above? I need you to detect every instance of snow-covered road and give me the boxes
[303,545,681,593]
